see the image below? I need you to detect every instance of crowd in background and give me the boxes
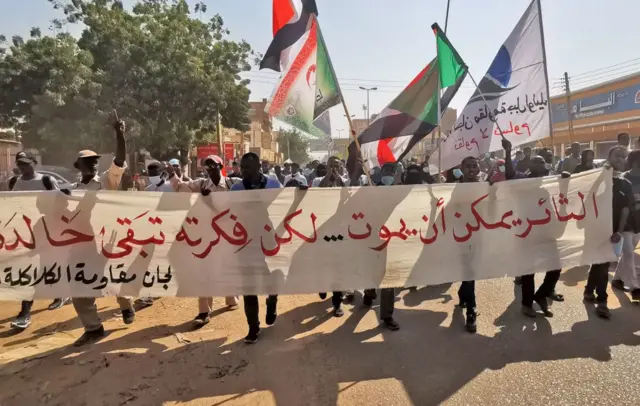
[2,116,640,345]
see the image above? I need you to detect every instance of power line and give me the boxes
[568,57,640,80]
[549,57,640,86]
[570,66,640,87]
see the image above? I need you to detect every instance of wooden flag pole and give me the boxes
[536,0,556,168]
[341,98,373,185]
[434,0,451,183]
[466,71,508,140]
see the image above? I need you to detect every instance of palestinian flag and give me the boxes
[347,24,467,172]
[260,0,318,72]
[265,15,342,137]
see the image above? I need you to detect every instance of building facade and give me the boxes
[542,73,640,158]
[195,98,283,166]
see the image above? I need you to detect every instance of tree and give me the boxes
[0,0,256,164]
[277,128,310,164]
[58,0,255,159]
[0,33,106,164]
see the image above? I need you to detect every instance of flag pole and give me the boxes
[434,2,452,183]
[314,17,371,185]
[436,69,443,183]
[466,71,507,140]
[536,0,555,168]
[342,99,373,185]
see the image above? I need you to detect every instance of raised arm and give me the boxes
[502,138,516,180]
[112,110,126,168]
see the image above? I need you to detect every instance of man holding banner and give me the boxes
[70,112,135,347]
[230,152,282,344]
[503,138,565,318]
[167,158,240,326]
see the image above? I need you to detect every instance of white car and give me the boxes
[38,171,74,190]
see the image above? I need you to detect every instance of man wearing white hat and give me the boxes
[71,111,136,347]
[168,155,239,326]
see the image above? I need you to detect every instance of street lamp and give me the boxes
[336,129,344,138]
[359,86,378,125]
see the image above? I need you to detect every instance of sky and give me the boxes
[1,0,639,140]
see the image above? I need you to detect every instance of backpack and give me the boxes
[9,175,54,191]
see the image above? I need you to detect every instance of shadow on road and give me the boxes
[1,292,640,406]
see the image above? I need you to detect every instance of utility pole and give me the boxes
[563,72,575,146]
[359,86,378,124]
[287,137,291,160]
[217,111,224,163]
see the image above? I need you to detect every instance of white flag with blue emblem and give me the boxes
[437,0,549,172]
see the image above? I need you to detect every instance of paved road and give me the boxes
[1,266,639,405]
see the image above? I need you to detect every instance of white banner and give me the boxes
[0,169,614,300]
[437,0,550,171]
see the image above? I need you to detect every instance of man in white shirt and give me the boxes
[168,155,239,325]
[71,112,136,347]
[145,161,174,192]
[8,151,71,330]
[283,162,308,186]
[312,156,348,187]
[134,161,173,309]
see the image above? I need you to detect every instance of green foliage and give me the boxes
[0,0,255,164]
[277,128,310,164]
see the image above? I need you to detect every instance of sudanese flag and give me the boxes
[260,0,319,72]
[347,24,468,173]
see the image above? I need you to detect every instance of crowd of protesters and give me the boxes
[2,114,637,345]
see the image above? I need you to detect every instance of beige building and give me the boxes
[540,72,640,159]
[196,99,283,165]
[220,99,282,163]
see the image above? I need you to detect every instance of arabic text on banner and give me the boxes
[0,169,614,300]
[437,0,549,171]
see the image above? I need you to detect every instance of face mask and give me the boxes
[381,176,395,185]
[149,175,162,185]
[498,165,505,173]
[453,168,463,179]
[614,239,623,257]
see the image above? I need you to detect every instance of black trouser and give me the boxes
[521,270,561,307]
[363,288,395,319]
[331,292,343,308]
[585,262,609,304]
[243,295,277,330]
[458,281,476,315]
[19,300,33,317]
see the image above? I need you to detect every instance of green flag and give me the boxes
[432,23,467,89]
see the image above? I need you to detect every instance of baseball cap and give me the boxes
[15,151,37,165]
[168,158,180,166]
[202,155,223,167]
[77,150,102,159]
